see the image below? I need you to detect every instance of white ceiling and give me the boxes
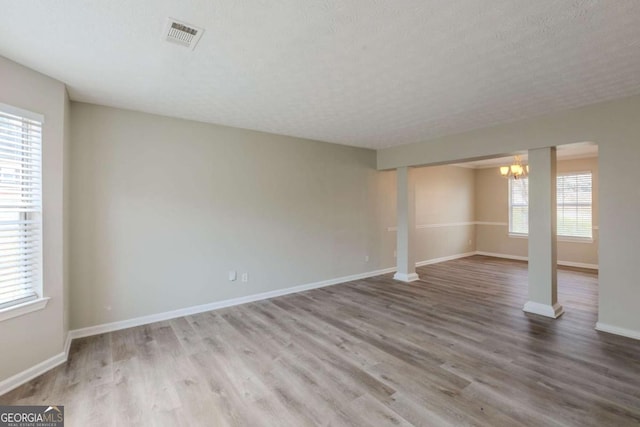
[1,1,639,149]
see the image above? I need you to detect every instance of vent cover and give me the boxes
[164,18,204,50]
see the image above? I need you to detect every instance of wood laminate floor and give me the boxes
[2,256,639,426]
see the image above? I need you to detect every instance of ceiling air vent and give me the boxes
[164,18,204,50]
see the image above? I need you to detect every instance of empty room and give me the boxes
[1,1,639,426]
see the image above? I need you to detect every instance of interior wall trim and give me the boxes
[67,267,400,341]
[475,222,600,230]
[69,253,483,342]
[416,222,475,229]
[474,251,598,270]
[415,252,476,267]
[523,301,565,319]
[595,322,640,340]
[384,220,598,231]
[0,348,68,397]
[69,252,481,342]
[387,221,478,231]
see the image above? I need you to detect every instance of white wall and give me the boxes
[475,157,599,267]
[0,57,69,381]
[69,103,393,329]
[378,94,640,336]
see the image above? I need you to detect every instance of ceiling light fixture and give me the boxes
[499,155,529,179]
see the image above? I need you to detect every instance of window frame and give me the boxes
[507,171,594,243]
[556,171,593,242]
[0,102,48,321]
[508,177,529,237]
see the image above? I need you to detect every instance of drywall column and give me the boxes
[394,167,419,282]
[524,147,564,318]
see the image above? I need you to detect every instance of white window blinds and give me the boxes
[509,178,529,234]
[508,173,593,239]
[0,106,42,309]
[557,172,592,239]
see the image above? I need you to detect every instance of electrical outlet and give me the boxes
[241,273,248,282]
[228,271,237,281]
[468,239,472,246]
[364,255,369,262]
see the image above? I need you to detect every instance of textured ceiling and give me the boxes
[0,1,639,149]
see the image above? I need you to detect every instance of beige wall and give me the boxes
[376,170,397,265]
[475,157,599,266]
[69,103,394,329]
[0,57,69,381]
[378,94,640,336]
[69,107,479,330]
[376,165,476,266]
[414,165,476,261]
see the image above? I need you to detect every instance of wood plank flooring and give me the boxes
[2,255,639,426]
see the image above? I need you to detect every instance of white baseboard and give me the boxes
[63,332,72,357]
[556,260,599,270]
[595,322,640,340]
[0,351,67,397]
[415,251,476,267]
[523,301,565,318]
[394,252,476,281]
[475,251,598,270]
[393,272,420,282]
[69,253,478,340]
[475,251,528,262]
[68,266,396,340]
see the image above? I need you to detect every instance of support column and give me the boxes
[394,166,419,282]
[524,147,564,318]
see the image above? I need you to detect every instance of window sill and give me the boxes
[508,233,594,244]
[0,297,50,323]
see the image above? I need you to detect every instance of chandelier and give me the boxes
[499,155,529,179]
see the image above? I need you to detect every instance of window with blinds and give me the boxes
[508,172,593,239]
[557,172,592,239]
[509,178,529,235]
[0,106,42,309]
